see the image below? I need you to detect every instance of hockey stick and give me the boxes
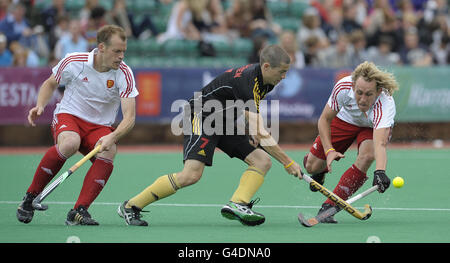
[298,185,379,227]
[301,174,374,221]
[32,144,101,210]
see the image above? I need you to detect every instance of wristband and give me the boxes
[284,161,294,169]
[325,148,336,156]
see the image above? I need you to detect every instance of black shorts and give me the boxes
[183,133,256,166]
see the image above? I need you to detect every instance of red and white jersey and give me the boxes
[51,49,138,126]
[327,76,396,129]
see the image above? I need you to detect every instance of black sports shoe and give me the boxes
[309,172,326,192]
[65,206,99,225]
[17,192,36,224]
[117,201,148,226]
[317,203,339,224]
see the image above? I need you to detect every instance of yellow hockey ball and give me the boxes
[393,177,404,188]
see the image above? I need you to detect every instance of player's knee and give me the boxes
[254,154,272,173]
[305,161,322,174]
[178,160,205,187]
[357,151,375,166]
[304,161,314,174]
[57,136,80,157]
[304,154,324,174]
[181,171,202,186]
[178,167,203,187]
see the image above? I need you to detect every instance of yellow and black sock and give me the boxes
[230,166,265,204]
[126,173,180,209]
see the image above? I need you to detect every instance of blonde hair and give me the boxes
[97,25,126,46]
[352,61,399,96]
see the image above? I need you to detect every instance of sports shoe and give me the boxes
[221,198,265,226]
[317,203,339,224]
[309,172,326,192]
[17,192,36,224]
[65,205,99,225]
[117,201,148,226]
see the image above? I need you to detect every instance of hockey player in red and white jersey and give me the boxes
[17,25,138,225]
[303,61,399,223]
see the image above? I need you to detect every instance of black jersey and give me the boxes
[188,64,275,121]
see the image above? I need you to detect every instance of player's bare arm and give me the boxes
[373,127,390,171]
[28,74,59,126]
[372,127,391,193]
[318,104,345,172]
[245,110,302,179]
[98,97,136,152]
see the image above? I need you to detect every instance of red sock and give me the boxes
[325,164,367,206]
[27,145,67,196]
[74,157,113,209]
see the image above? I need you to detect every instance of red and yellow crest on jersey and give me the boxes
[106,80,114,88]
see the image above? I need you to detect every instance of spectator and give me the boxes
[0,31,12,66]
[157,0,197,42]
[367,13,402,52]
[297,7,329,51]
[430,13,449,50]
[0,2,32,45]
[349,29,368,67]
[248,34,268,63]
[225,0,252,38]
[303,35,322,67]
[54,19,88,60]
[193,0,228,39]
[431,33,450,65]
[396,0,421,19]
[398,27,433,66]
[401,11,419,31]
[246,0,281,41]
[10,41,39,67]
[423,0,448,24]
[53,15,70,40]
[41,0,68,34]
[0,0,10,21]
[105,0,159,40]
[318,33,353,68]
[352,0,369,26]
[366,35,401,67]
[105,0,133,38]
[21,24,51,61]
[279,30,305,69]
[83,6,107,51]
[363,0,396,37]
[309,0,336,24]
[79,0,99,29]
[40,0,68,50]
[322,8,344,44]
[342,1,363,33]
[158,0,227,43]
[226,0,280,41]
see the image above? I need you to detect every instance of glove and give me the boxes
[373,170,390,193]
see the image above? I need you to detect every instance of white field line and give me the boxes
[2,201,450,212]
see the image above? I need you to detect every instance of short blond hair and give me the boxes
[352,61,399,96]
[97,25,126,46]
